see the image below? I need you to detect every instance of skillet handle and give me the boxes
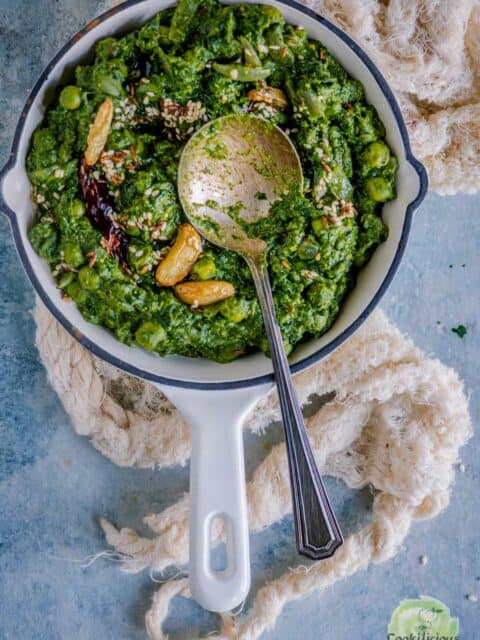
[160,385,266,613]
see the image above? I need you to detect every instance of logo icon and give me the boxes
[388,596,459,639]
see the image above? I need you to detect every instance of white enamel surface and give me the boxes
[1,0,421,387]
[162,384,269,611]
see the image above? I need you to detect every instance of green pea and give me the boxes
[191,257,216,280]
[311,218,327,238]
[70,198,86,218]
[219,297,250,323]
[364,141,390,168]
[78,266,100,290]
[59,85,82,110]
[58,271,75,289]
[63,243,84,268]
[66,281,88,303]
[365,176,394,202]
[135,321,166,351]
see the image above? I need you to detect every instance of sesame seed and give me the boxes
[467,594,478,602]
[419,555,428,566]
[302,270,318,280]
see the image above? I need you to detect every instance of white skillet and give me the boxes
[0,0,428,613]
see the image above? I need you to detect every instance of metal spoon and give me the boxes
[178,114,343,560]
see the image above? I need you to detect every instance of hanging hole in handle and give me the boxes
[209,514,234,577]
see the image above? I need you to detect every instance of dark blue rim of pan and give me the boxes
[0,0,428,391]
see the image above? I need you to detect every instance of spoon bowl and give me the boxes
[178,114,302,257]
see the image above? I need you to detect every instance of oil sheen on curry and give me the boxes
[27,0,397,363]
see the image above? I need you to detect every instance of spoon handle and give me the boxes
[247,256,343,560]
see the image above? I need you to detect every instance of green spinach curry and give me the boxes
[27,0,397,363]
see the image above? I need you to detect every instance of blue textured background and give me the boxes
[0,2,478,638]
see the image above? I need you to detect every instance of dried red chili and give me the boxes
[79,160,130,266]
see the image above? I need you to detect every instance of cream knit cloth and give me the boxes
[35,0,479,637]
